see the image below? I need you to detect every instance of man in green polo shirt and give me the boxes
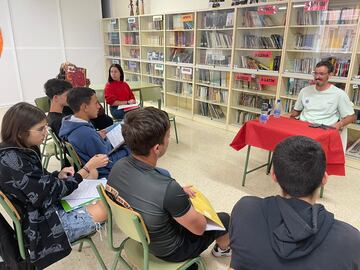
[290,61,355,130]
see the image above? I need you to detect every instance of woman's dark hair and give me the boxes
[1,102,46,147]
[108,64,124,83]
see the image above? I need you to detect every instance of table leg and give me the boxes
[242,146,251,186]
[266,151,272,175]
[320,186,324,198]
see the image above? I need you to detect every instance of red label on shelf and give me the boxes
[259,76,277,86]
[257,5,278,15]
[235,73,252,81]
[253,51,273,58]
[304,0,329,12]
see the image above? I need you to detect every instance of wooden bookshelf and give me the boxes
[102,0,360,157]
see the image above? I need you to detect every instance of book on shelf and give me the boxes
[236,92,274,109]
[203,10,234,28]
[169,31,194,47]
[200,31,232,48]
[124,32,139,45]
[199,70,230,88]
[107,45,120,57]
[107,32,120,44]
[199,102,226,120]
[129,48,140,58]
[108,19,119,32]
[146,50,164,61]
[173,81,193,95]
[145,63,164,77]
[125,61,140,72]
[286,78,309,96]
[239,55,280,71]
[173,66,193,81]
[352,84,360,106]
[291,57,350,77]
[171,13,194,30]
[296,8,360,26]
[243,34,283,49]
[170,48,193,63]
[127,17,138,31]
[235,111,257,124]
[198,86,228,104]
[284,99,296,113]
[201,49,231,66]
[346,138,360,160]
[151,16,163,30]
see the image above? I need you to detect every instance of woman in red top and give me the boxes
[104,64,136,120]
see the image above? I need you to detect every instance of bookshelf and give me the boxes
[103,0,360,156]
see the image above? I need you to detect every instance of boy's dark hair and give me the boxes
[122,107,170,156]
[273,136,326,197]
[67,87,96,113]
[315,60,334,73]
[1,102,46,147]
[108,64,124,82]
[44,78,73,99]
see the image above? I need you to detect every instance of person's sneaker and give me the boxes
[211,243,232,257]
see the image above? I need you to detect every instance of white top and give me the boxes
[294,84,355,126]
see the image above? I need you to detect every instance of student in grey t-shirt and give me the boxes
[291,60,355,130]
[107,107,231,264]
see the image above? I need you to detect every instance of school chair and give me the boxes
[64,141,83,172]
[97,184,205,270]
[140,87,179,144]
[0,191,107,270]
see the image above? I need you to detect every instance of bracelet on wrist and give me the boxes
[82,165,90,174]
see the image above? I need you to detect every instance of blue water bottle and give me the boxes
[259,103,269,124]
[274,99,281,118]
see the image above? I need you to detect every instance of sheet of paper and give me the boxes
[117,102,140,110]
[60,178,107,212]
[106,123,124,149]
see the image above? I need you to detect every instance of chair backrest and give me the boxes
[64,141,83,171]
[140,87,162,109]
[97,185,150,245]
[48,128,65,167]
[95,89,105,104]
[0,191,26,260]
[34,96,50,113]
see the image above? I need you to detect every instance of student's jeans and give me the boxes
[110,106,125,120]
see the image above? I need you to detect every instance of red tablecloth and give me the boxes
[230,116,345,176]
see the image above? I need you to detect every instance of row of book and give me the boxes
[172,81,193,95]
[286,78,309,96]
[201,11,234,29]
[242,11,284,27]
[144,21,163,30]
[233,75,268,91]
[243,34,283,49]
[123,61,140,72]
[127,20,139,31]
[169,14,194,30]
[129,48,140,59]
[234,111,257,124]
[123,33,139,45]
[200,31,232,48]
[200,50,231,66]
[239,56,280,71]
[296,8,360,26]
[291,57,350,77]
[352,86,360,106]
[198,86,228,104]
[143,35,164,46]
[293,28,355,52]
[146,50,164,61]
[145,63,164,77]
[169,48,193,63]
[283,99,295,113]
[168,32,194,47]
[107,46,120,57]
[198,102,226,120]
[107,33,120,44]
[106,20,119,32]
[236,92,274,109]
[173,67,193,81]
[198,70,230,87]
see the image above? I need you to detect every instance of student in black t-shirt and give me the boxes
[107,107,231,266]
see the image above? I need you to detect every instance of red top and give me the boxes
[104,81,135,106]
[230,116,345,176]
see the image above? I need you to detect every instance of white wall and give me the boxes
[113,0,233,17]
[0,0,104,107]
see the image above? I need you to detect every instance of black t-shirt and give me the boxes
[47,112,65,137]
[108,156,191,257]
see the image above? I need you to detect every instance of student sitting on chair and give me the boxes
[59,87,130,178]
[57,62,113,130]
[104,64,138,120]
[0,102,109,269]
[229,136,360,270]
[107,107,231,267]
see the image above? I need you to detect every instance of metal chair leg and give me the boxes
[171,118,179,144]
[320,186,324,198]
[242,146,251,186]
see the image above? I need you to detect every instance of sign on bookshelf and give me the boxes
[154,63,164,71]
[253,51,273,58]
[257,5,278,15]
[235,73,252,82]
[304,0,329,12]
[153,15,163,21]
[128,17,136,23]
[181,67,192,75]
[259,76,277,86]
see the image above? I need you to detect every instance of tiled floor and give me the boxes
[1,107,359,269]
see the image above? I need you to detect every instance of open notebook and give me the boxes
[105,123,125,155]
[60,178,107,212]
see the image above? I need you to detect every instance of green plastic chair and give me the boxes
[64,141,83,171]
[97,185,205,270]
[47,128,65,168]
[0,191,107,269]
[140,87,179,144]
[34,96,50,113]
[95,89,110,115]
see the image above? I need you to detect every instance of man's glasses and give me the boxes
[312,71,329,77]
[29,125,48,133]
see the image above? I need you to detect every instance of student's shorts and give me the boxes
[57,206,96,243]
[158,212,230,262]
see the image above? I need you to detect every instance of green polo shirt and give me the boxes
[294,84,354,125]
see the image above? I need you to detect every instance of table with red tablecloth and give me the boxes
[230,116,345,190]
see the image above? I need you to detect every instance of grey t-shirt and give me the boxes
[107,155,191,257]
